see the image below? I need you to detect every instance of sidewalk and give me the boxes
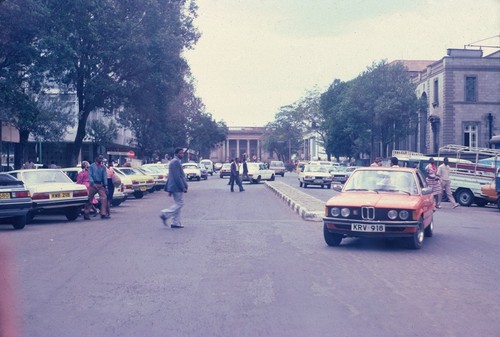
[265,181,324,222]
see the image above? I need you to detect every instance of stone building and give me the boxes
[413,49,500,154]
[209,126,272,163]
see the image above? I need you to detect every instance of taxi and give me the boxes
[113,167,154,199]
[323,167,435,249]
[8,169,88,222]
[298,164,333,189]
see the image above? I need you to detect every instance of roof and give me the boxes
[389,60,436,72]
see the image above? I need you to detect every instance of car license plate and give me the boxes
[351,224,385,232]
[0,192,11,199]
[50,192,72,199]
[313,179,323,183]
[140,186,147,191]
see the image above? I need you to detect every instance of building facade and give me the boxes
[413,49,500,154]
[209,126,272,163]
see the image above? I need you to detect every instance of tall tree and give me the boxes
[40,0,199,165]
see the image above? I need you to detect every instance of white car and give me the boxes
[199,159,214,176]
[182,163,205,181]
[298,164,333,188]
[8,169,89,222]
[241,162,275,184]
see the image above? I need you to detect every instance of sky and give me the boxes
[184,0,500,127]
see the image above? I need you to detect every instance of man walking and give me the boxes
[84,154,109,219]
[437,157,459,209]
[230,158,244,192]
[160,148,188,228]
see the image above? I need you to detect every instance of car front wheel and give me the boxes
[407,218,424,249]
[424,219,434,237]
[133,191,144,199]
[323,225,343,246]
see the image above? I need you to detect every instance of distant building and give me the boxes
[412,49,500,154]
[210,126,272,163]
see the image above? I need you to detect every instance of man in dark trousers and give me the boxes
[230,157,244,192]
[84,154,109,219]
[160,147,188,228]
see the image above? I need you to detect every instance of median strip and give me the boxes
[265,181,324,222]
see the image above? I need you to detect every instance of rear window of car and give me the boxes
[270,161,284,167]
[0,173,23,186]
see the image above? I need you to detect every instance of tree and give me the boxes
[0,0,76,168]
[39,0,199,165]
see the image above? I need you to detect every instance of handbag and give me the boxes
[111,172,122,187]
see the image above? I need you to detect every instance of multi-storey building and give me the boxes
[413,48,500,154]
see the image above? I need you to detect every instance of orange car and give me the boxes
[323,167,435,249]
[480,179,497,204]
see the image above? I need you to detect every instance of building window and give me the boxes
[433,79,439,107]
[463,124,478,147]
[465,76,477,102]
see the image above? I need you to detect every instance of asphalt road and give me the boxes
[2,173,500,337]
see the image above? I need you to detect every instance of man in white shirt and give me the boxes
[437,157,459,209]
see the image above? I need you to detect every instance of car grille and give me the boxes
[327,207,412,221]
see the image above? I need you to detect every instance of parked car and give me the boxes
[198,164,209,180]
[323,167,435,249]
[113,167,154,199]
[219,163,232,178]
[139,164,168,191]
[0,173,32,229]
[200,159,214,176]
[241,162,275,184]
[182,163,204,181]
[61,167,127,207]
[8,169,88,222]
[269,160,286,177]
[298,164,333,188]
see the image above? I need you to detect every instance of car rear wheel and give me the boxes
[407,218,424,249]
[326,184,331,189]
[133,191,144,199]
[270,174,275,181]
[111,200,122,207]
[323,225,343,246]
[65,206,81,221]
[12,215,27,230]
[456,189,474,206]
[27,211,35,223]
[303,183,308,188]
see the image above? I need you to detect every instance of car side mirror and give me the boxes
[422,187,433,195]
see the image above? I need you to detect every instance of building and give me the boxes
[412,49,500,154]
[210,126,272,163]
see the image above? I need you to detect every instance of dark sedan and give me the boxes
[0,173,32,230]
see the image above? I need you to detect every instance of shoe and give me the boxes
[83,216,91,220]
[160,214,168,226]
[240,189,245,192]
[453,204,459,209]
[230,190,234,192]
[171,224,184,228]
[436,205,441,209]
[101,215,110,219]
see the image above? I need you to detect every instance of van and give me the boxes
[199,159,214,176]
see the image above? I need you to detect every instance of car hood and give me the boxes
[28,182,87,193]
[326,192,422,209]
[302,172,331,178]
[183,168,200,173]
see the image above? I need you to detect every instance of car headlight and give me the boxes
[399,210,409,220]
[388,210,398,220]
[341,208,350,217]
[330,207,340,217]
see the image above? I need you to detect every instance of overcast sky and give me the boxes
[184,0,500,127]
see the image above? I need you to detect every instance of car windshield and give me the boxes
[183,164,198,169]
[344,170,418,195]
[21,170,72,185]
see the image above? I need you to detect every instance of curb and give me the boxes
[265,181,324,222]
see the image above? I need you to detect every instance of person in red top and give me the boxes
[77,161,98,217]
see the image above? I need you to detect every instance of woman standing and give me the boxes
[425,158,442,210]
